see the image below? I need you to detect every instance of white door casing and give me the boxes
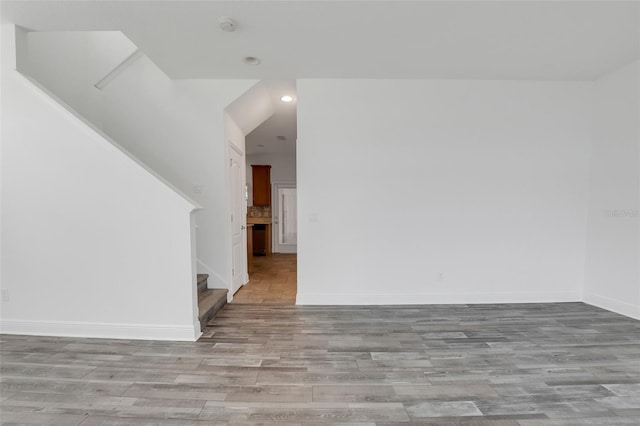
[229,144,246,295]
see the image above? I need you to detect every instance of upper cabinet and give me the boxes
[252,165,271,206]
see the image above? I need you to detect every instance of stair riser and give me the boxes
[199,298,226,330]
[197,274,209,296]
[197,285,228,331]
[197,280,207,295]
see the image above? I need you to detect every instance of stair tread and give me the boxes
[197,274,209,285]
[198,289,227,312]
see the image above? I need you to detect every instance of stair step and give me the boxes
[198,289,228,331]
[197,274,209,295]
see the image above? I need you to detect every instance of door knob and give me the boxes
[241,225,246,230]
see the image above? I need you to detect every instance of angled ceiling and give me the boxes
[245,80,297,155]
[225,79,297,155]
[2,1,639,81]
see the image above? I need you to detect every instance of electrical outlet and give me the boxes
[1,289,9,302]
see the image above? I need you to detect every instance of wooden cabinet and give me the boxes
[246,225,253,274]
[249,165,272,257]
[253,225,267,255]
[251,165,271,206]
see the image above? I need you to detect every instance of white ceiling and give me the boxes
[3,1,638,81]
[3,1,638,156]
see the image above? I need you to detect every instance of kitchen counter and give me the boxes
[246,216,272,225]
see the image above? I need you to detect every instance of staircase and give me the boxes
[197,274,227,330]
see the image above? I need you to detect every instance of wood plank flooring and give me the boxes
[2,302,640,425]
[232,253,297,304]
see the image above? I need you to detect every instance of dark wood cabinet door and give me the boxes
[252,165,271,206]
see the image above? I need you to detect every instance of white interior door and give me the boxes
[229,146,245,295]
[274,185,297,253]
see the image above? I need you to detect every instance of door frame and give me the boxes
[272,182,297,254]
[229,142,249,294]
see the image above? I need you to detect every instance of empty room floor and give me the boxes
[2,302,640,424]
[231,253,296,304]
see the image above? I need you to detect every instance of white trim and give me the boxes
[228,141,246,298]
[583,292,640,320]
[274,245,297,254]
[0,320,201,341]
[94,49,143,90]
[229,141,244,156]
[189,214,201,335]
[296,291,581,306]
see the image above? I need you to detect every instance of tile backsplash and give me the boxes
[248,206,271,218]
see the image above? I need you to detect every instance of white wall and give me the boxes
[98,58,254,289]
[297,79,592,305]
[246,152,297,206]
[25,31,138,127]
[12,30,639,316]
[584,61,640,320]
[21,31,256,290]
[1,25,201,340]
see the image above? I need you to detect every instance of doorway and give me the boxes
[229,80,297,304]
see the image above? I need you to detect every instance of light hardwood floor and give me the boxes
[2,302,640,424]
[231,253,296,304]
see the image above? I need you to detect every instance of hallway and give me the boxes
[231,254,296,304]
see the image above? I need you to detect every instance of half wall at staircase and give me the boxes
[16,28,257,292]
[0,25,253,340]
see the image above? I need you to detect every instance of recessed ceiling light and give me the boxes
[243,56,261,65]
[280,95,294,102]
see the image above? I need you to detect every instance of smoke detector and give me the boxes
[218,16,238,32]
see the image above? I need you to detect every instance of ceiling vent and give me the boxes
[218,16,238,32]
[243,56,261,65]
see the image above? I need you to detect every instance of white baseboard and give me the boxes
[0,319,202,341]
[273,247,297,254]
[583,292,640,320]
[296,291,581,306]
